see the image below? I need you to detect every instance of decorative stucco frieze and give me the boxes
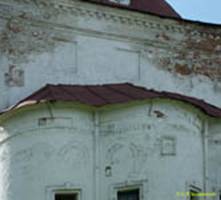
[105,142,148,178]
[0,0,221,41]
[0,0,194,34]
[57,140,90,168]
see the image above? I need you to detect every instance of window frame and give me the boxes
[110,180,147,200]
[54,190,80,200]
[45,183,82,200]
[117,188,140,200]
[160,136,176,156]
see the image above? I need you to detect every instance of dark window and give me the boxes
[55,193,77,200]
[117,189,139,200]
[190,190,199,200]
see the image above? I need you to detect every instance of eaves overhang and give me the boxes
[1,83,221,118]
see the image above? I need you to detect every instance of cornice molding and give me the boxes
[0,0,215,36]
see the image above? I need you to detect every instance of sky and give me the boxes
[166,0,221,24]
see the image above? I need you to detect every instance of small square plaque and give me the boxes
[160,137,176,156]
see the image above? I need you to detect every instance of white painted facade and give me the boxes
[0,100,209,200]
[0,0,221,199]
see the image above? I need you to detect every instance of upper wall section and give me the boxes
[0,0,221,110]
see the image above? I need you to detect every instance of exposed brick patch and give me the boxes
[0,17,56,63]
[186,35,221,53]
[153,28,221,81]
[8,21,24,33]
[174,63,192,75]
[193,65,221,79]
[155,33,170,42]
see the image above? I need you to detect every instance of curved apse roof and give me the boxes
[2,83,221,118]
[84,0,181,18]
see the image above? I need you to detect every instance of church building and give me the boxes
[0,0,221,200]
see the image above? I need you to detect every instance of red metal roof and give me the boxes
[4,83,221,118]
[85,0,181,18]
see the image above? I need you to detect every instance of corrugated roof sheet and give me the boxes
[3,83,221,118]
[84,0,181,18]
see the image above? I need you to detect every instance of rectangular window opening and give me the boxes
[117,188,140,200]
[55,193,78,200]
[189,186,201,200]
[190,190,199,200]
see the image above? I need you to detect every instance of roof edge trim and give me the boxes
[1,83,221,118]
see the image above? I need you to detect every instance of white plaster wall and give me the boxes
[0,0,220,198]
[0,103,94,200]
[0,18,9,109]
[207,120,221,193]
[0,101,206,200]
[99,101,204,200]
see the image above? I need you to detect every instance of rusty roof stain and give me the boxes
[3,83,221,118]
[83,0,181,18]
